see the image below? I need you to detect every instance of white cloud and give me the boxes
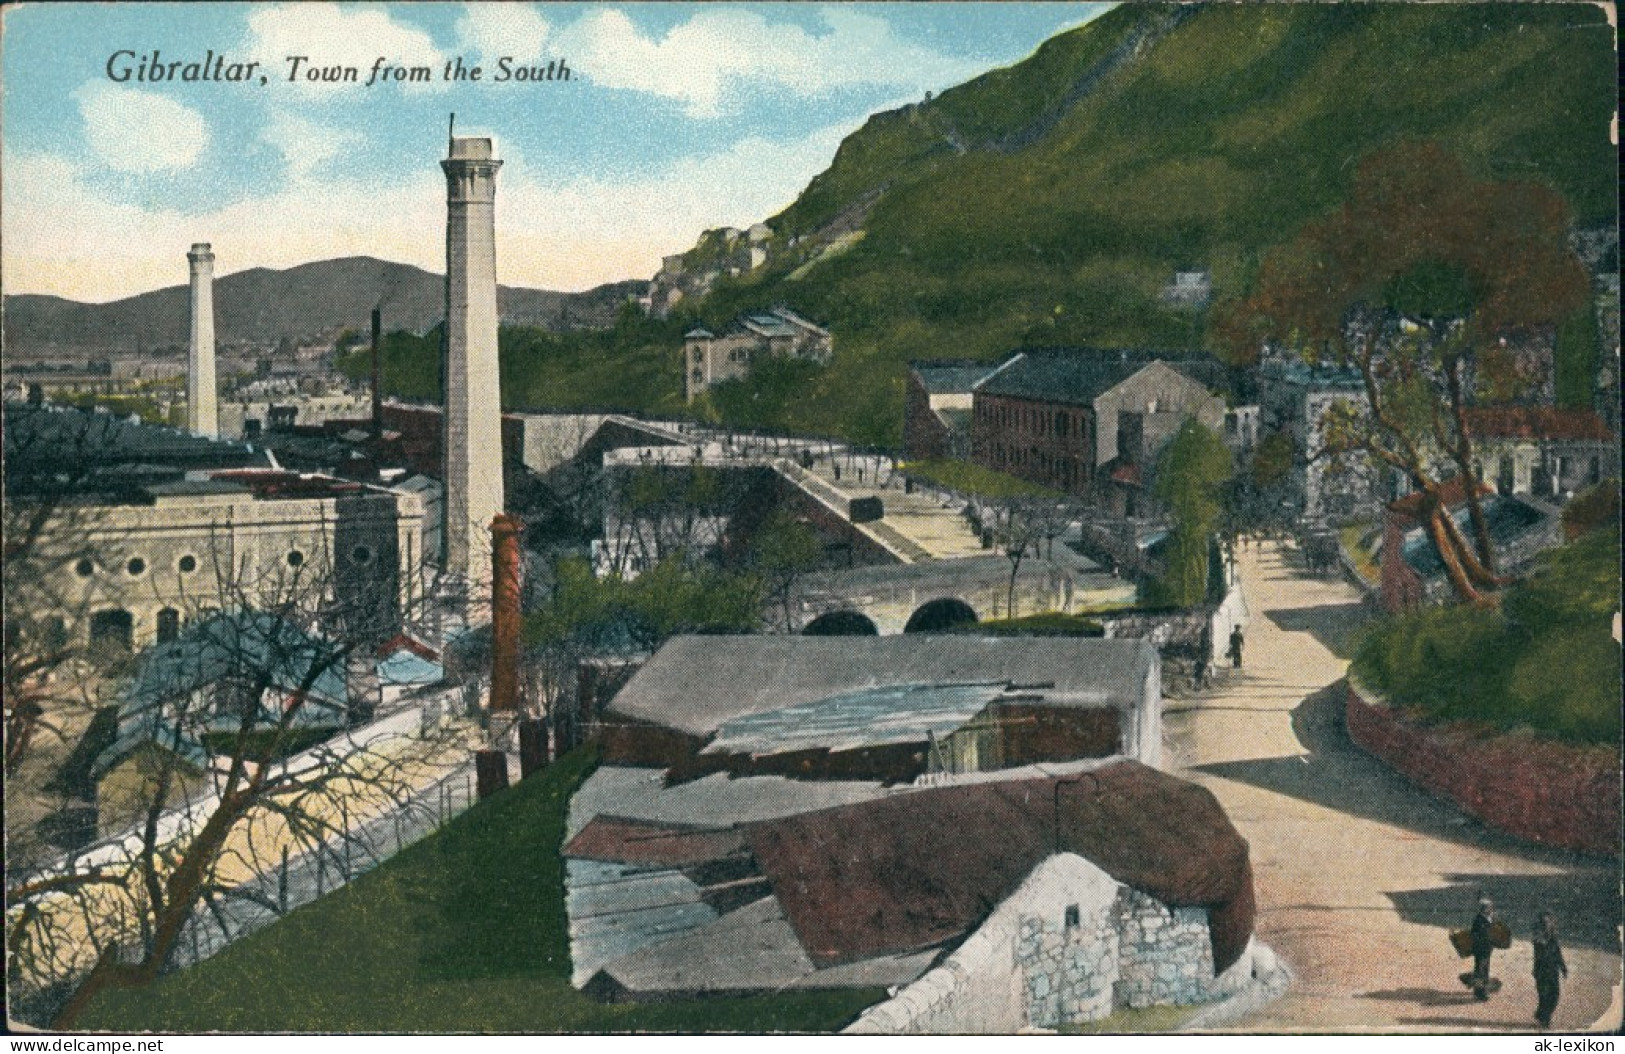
[74,84,209,173]
[260,110,364,180]
[2,119,853,302]
[557,7,987,118]
[245,3,445,93]
[455,5,552,67]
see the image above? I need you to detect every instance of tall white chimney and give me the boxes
[187,242,218,438]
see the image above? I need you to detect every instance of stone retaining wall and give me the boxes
[844,853,1224,1034]
[1346,679,1621,856]
[1115,889,1215,1008]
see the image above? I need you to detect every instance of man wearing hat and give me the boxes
[1532,911,1568,1028]
[1466,894,1505,1001]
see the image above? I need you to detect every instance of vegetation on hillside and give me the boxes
[344,4,1613,446]
[1352,522,1622,744]
[78,749,883,1031]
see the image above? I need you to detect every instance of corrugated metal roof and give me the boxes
[608,635,1157,738]
[566,858,720,987]
[702,682,1006,757]
[566,766,902,841]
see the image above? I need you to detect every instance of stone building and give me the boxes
[969,349,1228,509]
[3,404,431,654]
[683,308,833,401]
[903,361,996,460]
[1466,406,1614,500]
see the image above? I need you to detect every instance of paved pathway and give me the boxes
[1165,541,1622,1033]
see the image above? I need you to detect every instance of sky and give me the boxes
[1,2,1109,303]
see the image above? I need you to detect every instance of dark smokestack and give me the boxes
[489,513,522,713]
[370,306,383,430]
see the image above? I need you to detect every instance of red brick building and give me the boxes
[969,349,1228,505]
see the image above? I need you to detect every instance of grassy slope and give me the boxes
[371,5,1615,442]
[80,749,882,1032]
[692,4,1615,443]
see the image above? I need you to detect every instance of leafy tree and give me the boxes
[1148,420,1232,607]
[748,513,824,632]
[1216,141,1590,603]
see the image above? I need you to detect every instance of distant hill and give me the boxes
[2,256,644,357]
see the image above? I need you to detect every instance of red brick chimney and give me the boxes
[489,513,522,712]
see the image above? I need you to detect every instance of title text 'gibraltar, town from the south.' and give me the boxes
[105,50,572,88]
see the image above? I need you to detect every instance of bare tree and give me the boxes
[4,424,469,1028]
[992,497,1077,619]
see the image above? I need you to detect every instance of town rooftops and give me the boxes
[93,610,349,778]
[973,348,1226,407]
[606,635,1159,739]
[3,403,270,498]
[740,314,800,339]
[112,610,349,717]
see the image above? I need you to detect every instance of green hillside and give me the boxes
[393,4,1618,443]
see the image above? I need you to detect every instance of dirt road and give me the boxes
[1166,541,1622,1032]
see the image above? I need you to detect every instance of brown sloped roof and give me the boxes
[746,760,1253,972]
[1467,406,1612,442]
[563,816,747,868]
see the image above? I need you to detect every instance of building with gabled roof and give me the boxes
[598,634,1162,777]
[968,348,1229,508]
[683,308,833,401]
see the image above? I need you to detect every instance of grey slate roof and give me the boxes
[910,361,1000,394]
[974,348,1227,407]
[3,403,269,497]
[606,635,1158,738]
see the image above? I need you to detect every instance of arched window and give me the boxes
[156,608,181,644]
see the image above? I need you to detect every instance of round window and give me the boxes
[178,554,198,573]
[287,550,305,568]
[75,558,95,578]
[126,557,146,576]
[350,545,374,566]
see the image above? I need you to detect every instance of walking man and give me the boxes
[1532,911,1568,1028]
[1466,895,1503,1001]
[1228,625,1244,669]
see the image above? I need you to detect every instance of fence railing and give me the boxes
[168,757,479,972]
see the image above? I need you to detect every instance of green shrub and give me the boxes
[1508,629,1623,742]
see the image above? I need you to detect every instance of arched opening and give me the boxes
[88,609,134,657]
[904,598,978,634]
[802,610,879,636]
[156,608,181,644]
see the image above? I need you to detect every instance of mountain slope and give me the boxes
[2,257,642,355]
[679,2,1616,443]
